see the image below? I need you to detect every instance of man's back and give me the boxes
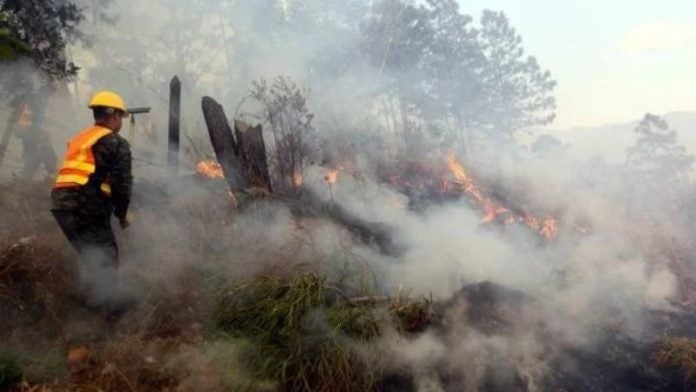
[52,128,132,220]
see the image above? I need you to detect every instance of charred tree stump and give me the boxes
[168,76,181,175]
[234,120,272,192]
[200,98,396,254]
[201,96,247,191]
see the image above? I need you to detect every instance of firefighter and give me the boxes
[50,90,133,310]
[15,84,58,179]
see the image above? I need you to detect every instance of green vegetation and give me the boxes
[212,272,430,392]
[0,350,23,389]
[0,26,30,61]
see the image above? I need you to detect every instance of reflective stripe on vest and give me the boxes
[17,103,32,129]
[54,126,113,196]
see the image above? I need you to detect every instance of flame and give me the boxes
[196,159,224,179]
[446,152,509,223]
[523,215,559,240]
[324,169,339,184]
[539,217,558,240]
[446,152,558,240]
[293,171,304,187]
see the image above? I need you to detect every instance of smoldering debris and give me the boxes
[2,168,695,391]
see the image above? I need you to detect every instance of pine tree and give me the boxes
[627,113,694,185]
[477,10,556,141]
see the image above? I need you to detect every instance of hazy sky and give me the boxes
[459,0,696,129]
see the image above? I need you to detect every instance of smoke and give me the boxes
[301,138,685,389]
[1,1,693,390]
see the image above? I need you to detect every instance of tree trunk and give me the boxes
[199,99,400,254]
[234,120,272,192]
[201,96,246,190]
[168,76,181,175]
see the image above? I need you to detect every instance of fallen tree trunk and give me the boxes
[293,187,403,256]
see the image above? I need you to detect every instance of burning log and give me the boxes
[201,96,247,190]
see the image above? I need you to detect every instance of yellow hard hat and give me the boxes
[88,91,127,113]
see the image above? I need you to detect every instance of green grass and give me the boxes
[212,272,398,392]
[0,346,66,388]
[0,350,23,389]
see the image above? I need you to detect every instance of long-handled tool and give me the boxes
[126,107,151,146]
[122,107,150,228]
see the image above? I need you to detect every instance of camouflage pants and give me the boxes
[51,209,121,307]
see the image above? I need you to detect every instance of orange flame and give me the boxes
[447,152,509,223]
[197,159,224,179]
[539,217,558,240]
[446,152,558,240]
[324,169,339,184]
[293,171,304,187]
[522,215,559,240]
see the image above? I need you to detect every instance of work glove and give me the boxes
[119,212,132,229]
[119,217,130,229]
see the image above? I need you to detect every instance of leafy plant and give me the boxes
[240,76,317,194]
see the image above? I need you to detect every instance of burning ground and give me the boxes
[2,141,696,391]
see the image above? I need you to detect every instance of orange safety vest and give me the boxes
[54,125,113,196]
[17,103,33,129]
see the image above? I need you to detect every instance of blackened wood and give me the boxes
[168,76,181,175]
[201,96,246,190]
[294,188,403,256]
[234,119,272,192]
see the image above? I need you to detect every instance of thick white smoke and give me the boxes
[1,1,692,390]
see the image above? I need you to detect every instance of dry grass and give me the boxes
[654,337,696,382]
[66,335,180,391]
[0,180,56,237]
[0,235,74,335]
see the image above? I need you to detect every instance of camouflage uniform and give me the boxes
[51,132,132,303]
